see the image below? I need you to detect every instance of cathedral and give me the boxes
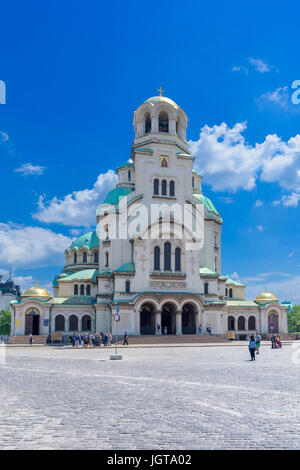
[10,94,288,339]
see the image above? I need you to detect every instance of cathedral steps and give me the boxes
[7,335,48,345]
[119,334,230,345]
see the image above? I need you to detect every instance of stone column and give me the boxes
[176,310,182,335]
[196,310,200,334]
[155,310,162,335]
[136,309,140,335]
[202,310,207,334]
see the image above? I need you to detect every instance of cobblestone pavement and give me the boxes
[0,344,299,449]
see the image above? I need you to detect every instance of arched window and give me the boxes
[74,252,77,264]
[162,180,167,196]
[248,316,256,330]
[86,285,91,296]
[229,288,233,298]
[175,247,181,271]
[159,112,169,133]
[170,180,175,197]
[154,246,160,270]
[82,315,91,331]
[55,315,65,332]
[128,170,131,181]
[105,252,109,267]
[69,315,78,331]
[154,179,159,195]
[125,280,130,293]
[80,284,85,296]
[94,251,99,263]
[74,284,78,295]
[83,252,87,263]
[228,316,235,331]
[164,242,171,271]
[225,288,228,297]
[238,316,245,330]
[204,282,209,295]
[145,113,151,134]
[192,176,194,188]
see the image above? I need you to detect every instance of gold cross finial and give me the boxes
[157,86,164,96]
[35,280,38,288]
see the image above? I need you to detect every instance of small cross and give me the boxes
[157,86,164,96]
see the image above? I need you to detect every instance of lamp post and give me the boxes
[110,304,122,360]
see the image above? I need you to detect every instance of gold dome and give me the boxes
[254,288,278,303]
[22,282,51,298]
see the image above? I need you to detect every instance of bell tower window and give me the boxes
[170,181,175,197]
[159,112,169,133]
[145,113,151,134]
[154,179,159,195]
[162,180,167,196]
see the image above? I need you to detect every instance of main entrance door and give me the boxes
[161,303,176,335]
[182,303,196,334]
[140,303,155,335]
[25,308,40,335]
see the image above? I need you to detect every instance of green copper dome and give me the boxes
[193,193,220,217]
[68,231,99,251]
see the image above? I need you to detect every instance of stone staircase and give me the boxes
[118,334,230,345]
[7,335,48,345]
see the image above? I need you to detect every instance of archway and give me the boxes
[69,315,78,331]
[268,311,279,333]
[238,316,246,330]
[140,303,155,335]
[25,307,40,335]
[248,316,256,330]
[161,303,176,335]
[182,303,196,334]
[82,315,91,331]
[228,316,235,331]
[55,315,65,332]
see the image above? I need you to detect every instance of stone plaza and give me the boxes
[0,343,299,450]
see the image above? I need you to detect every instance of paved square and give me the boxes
[0,344,299,449]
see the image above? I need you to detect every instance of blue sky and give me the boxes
[1,0,300,302]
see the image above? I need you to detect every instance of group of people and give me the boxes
[70,332,129,347]
[248,332,283,360]
[71,332,112,348]
[247,333,262,361]
[271,334,282,349]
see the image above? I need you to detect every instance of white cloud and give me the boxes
[189,122,300,206]
[244,274,300,303]
[248,57,272,73]
[256,225,265,231]
[0,131,14,156]
[0,223,72,269]
[0,131,9,142]
[218,196,234,204]
[232,65,248,75]
[15,163,45,176]
[254,200,263,207]
[33,169,117,227]
[256,86,290,110]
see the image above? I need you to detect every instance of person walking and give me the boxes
[72,333,76,347]
[248,335,256,361]
[123,331,129,346]
[163,326,168,335]
[29,333,33,345]
[271,335,276,349]
[255,332,262,355]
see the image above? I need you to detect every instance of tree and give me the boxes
[0,309,11,335]
[288,306,300,333]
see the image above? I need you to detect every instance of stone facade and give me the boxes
[10,95,288,338]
